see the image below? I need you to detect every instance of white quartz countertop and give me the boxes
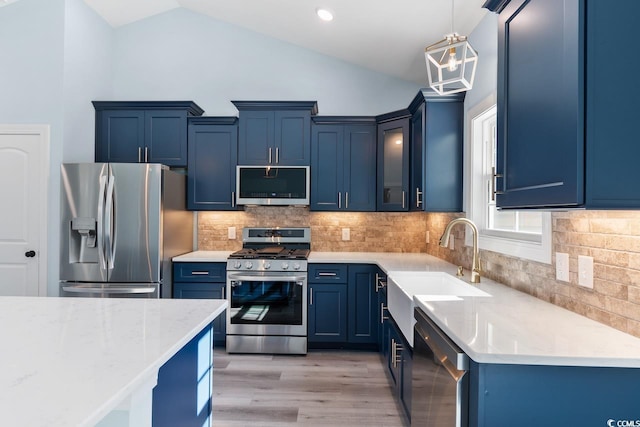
[0,296,227,427]
[412,280,640,368]
[173,250,640,368]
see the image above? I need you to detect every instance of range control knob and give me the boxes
[293,263,301,271]
[244,261,253,270]
[264,262,271,270]
[234,261,242,269]
[281,263,290,270]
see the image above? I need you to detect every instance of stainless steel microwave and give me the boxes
[236,166,310,206]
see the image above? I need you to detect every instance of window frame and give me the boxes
[465,95,552,264]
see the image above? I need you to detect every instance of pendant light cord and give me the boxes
[451,0,455,35]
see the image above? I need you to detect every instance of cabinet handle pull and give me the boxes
[138,147,142,163]
[391,339,396,366]
[268,147,272,164]
[392,338,404,368]
[416,187,423,208]
[402,191,406,209]
[380,303,388,324]
[491,166,503,201]
[309,288,313,305]
[345,192,349,209]
[191,271,210,275]
[318,272,337,277]
[338,192,342,209]
[231,191,236,208]
[276,147,279,164]
[375,273,379,293]
[144,147,149,162]
[376,276,387,292]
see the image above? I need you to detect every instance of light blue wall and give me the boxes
[63,0,114,163]
[111,8,420,116]
[465,11,498,109]
[0,0,65,296]
[0,0,65,123]
[0,0,113,295]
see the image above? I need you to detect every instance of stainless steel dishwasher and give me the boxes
[412,307,469,427]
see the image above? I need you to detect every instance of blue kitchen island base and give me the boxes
[470,361,640,427]
[153,324,214,427]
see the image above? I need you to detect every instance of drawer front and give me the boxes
[308,264,348,284]
[173,262,226,282]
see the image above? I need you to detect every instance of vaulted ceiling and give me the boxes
[81,0,489,84]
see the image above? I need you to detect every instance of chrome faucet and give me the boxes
[439,218,481,283]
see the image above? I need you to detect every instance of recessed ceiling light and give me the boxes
[316,8,334,22]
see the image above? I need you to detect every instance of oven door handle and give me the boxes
[227,274,307,283]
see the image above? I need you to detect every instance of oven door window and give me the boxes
[230,278,303,325]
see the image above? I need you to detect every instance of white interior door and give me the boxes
[0,125,48,296]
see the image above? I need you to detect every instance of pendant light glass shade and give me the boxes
[425,34,478,95]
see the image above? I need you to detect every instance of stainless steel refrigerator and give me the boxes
[59,163,193,298]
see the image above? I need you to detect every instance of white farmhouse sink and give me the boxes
[387,272,490,347]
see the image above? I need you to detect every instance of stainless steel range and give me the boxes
[226,227,310,355]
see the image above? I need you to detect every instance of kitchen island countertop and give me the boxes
[0,296,227,427]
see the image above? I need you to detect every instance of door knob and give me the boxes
[25,250,36,258]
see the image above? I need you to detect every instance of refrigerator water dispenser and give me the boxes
[69,217,97,263]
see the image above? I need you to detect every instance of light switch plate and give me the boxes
[448,236,455,250]
[556,252,570,282]
[578,255,594,289]
[342,228,350,241]
[228,227,236,240]
[426,231,430,244]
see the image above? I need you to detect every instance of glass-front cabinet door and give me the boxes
[377,117,410,211]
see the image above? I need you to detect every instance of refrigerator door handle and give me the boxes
[97,174,108,270]
[62,286,157,295]
[104,173,116,270]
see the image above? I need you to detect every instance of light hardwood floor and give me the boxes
[212,349,409,426]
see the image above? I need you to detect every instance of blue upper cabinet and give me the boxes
[187,117,239,211]
[489,0,640,209]
[233,101,318,166]
[408,90,464,212]
[93,101,204,167]
[311,117,377,211]
[377,111,411,211]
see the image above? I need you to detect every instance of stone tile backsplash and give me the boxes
[197,207,640,338]
[425,211,640,338]
[197,207,427,253]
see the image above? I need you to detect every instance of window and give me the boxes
[466,98,551,264]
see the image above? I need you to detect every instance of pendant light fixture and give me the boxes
[424,0,478,95]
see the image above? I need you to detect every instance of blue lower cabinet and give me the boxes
[383,316,412,422]
[347,265,378,344]
[400,341,412,418]
[174,282,226,346]
[308,283,348,343]
[376,269,388,351]
[152,324,213,427]
[173,262,227,347]
[308,264,378,348]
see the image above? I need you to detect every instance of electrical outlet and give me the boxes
[556,252,569,282]
[342,228,350,241]
[228,227,236,240]
[426,231,430,244]
[578,255,594,289]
